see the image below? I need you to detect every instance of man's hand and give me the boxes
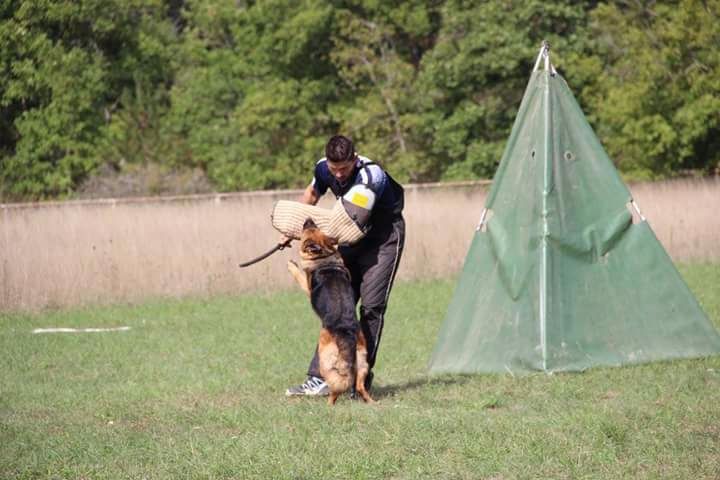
[276,184,316,248]
[279,235,293,249]
[300,184,320,205]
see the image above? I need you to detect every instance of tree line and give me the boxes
[1,0,718,201]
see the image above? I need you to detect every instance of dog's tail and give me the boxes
[319,328,357,394]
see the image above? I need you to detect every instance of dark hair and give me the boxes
[325,135,355,163]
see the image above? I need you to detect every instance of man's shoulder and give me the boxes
[356,156,387,188]
[314,157,330,177]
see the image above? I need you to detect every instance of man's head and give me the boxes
[325,135,357,184]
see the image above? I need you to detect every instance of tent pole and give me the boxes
[532,40,549,72]
[539,42,553,372]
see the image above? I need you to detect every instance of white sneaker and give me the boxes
[285,376,329,397]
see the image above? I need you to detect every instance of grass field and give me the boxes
[2,264,720,479]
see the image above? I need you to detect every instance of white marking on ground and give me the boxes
[32,326,131,334]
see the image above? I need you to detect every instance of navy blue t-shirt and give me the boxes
[311,155,403,221]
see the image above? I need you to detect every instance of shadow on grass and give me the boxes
[372,374,473,399]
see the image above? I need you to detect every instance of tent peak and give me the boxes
[532,40,557,76]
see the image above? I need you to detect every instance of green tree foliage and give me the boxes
[418,0,591,181]
[328,1,442,183]
[0,0,176,200]
[1,0,718,201]
[163,0,336,191]
[569,0,720,179]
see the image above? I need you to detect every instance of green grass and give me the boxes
[2,264,720,479]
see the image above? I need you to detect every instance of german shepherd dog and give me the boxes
[287,218,373,405]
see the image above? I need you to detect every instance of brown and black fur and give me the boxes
[287,218,373,405]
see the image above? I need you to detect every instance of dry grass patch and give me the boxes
[2,179,718,311]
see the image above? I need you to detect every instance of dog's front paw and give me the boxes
[287,260,300,274]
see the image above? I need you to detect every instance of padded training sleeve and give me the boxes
[271,199,365,245]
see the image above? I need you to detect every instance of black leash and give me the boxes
[238,238,292,268]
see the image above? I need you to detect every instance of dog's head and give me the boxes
[299,218,337,260]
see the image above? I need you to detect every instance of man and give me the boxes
[285,135,405,397]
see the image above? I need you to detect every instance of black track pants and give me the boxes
[307,217,405,378]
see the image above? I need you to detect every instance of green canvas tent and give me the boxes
[428,43,720,375]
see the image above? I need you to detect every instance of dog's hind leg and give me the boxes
[355,331,374,403]
[327,392,341,405]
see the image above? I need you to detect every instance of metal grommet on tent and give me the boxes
[626,199,647,224]
[476,208,494,232]
[476,208,488,232]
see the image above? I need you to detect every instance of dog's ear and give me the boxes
[329,236,339,246]
[303,218,317,230]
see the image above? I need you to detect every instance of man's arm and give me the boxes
[300,183,320,205]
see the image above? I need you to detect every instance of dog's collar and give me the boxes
[314,262,351,282]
